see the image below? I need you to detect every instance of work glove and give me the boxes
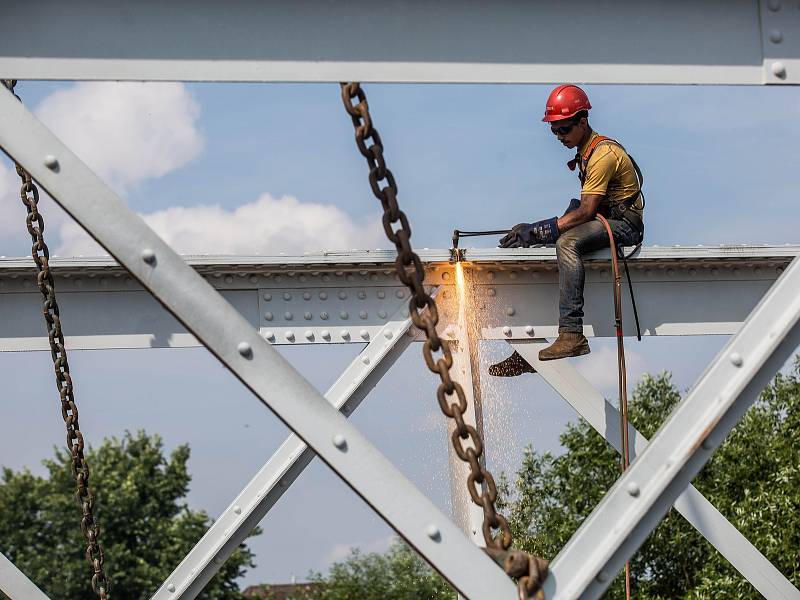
[564,198,581,214]
[498,217,559,248]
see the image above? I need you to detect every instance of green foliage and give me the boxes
[0,430,258,600]
[499,360,800,599]
[304,540,455,600]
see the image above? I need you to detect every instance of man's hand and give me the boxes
[499,217,559,248]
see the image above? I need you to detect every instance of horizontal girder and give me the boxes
[1,246,796,352]
[0,0,797,85]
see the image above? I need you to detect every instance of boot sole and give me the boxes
[538,346,591,361]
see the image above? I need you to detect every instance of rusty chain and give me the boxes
[339,82,547,599]
[2,80,110,599]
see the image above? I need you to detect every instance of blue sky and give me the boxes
[0,81,798,589]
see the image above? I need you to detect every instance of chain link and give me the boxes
[339,82,547,598]
[3,80,110,599]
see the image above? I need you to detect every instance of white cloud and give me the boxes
[56,192,386,256]
[34,82,203,191]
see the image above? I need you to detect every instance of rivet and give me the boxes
[442,272,451,281]
[525,325,534,335]
[304,312,312,320]
[74,278,83,287]
[237,342,253,358]
[377,290,386,299]
[340,311,349,319]
[596,571,609,583]
[488,288,496,296]
[263,293,272,301]
[319,291,328,300]
[320,311,329,320]
[502,326,512,336]
[346,274,355,282]
[322,275,330,282]
[249,275,258,284]
[233,505,242,515]
[666,268,675,277]
[506,307,515,316]
[370,274,378,281]
[339,291,347,300]
[167,583,176,593]
[43,154,59,170]
[341,330,350,340]
[362,356,370,365]
[711,268,719,276]
[771,61,787,79]
[701,437,713,450]
[305,330,314,341]
[285,331,295,342]
[396,290,405,299]
[627,482,640,497]
[284,311,293,320]
[384,330,393,339]
[487,270,495,280]
[769,29,784,43]
[688,268,697,276]
[264,331,275,342]
[332,434,347,450]
[426,525,441,541]
[767,0,781,10]
[358,291,366,299]
[360,330,370,340]
[274,275,282,283]
[299,275,307,283]
[509,271,518,280]
[321,330,331,340]
[730,352,743,367]
[378,310,387,319]
[224,275,234,284]
[141,249,156,265]
[303,292,311,300]
[284,292,292,301]
[359,310,368,319]
[264,312,273,321]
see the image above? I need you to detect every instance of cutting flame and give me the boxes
[455,261,468,335]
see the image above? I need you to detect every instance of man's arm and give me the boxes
[557,194,603,233]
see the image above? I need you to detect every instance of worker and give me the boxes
[489,84,644,376]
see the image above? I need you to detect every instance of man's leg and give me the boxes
[539,218,637,360]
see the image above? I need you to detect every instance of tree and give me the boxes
[0,430,258,600]
[499,360,800,598]
[303,540,455,600]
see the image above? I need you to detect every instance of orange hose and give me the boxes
[596,214,632,600]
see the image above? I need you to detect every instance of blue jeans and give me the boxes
[556,218,640,333]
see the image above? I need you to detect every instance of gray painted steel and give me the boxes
[512,341,800,600]
[0,0,797,84]
[542,257,800,599]
[153,304,416,600]
[0,553,51,600]
[0,77,518,599]
[1,248,796,351]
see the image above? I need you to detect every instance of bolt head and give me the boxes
[304,330,314,341]
[771,61,787,79]
[426,524,441,541]
[769,29,784,43]
[237,342,253,358]
[627,482,640,497]
[596,570,609,583]
[321,330,331,340]
[701,437,713,450]
[502,326,512,336]
[332,434,347,450]
[285,331,295,341]
[360,330,370,340]
[233,505,242,515]
[264,331,275,342]
[525,325,534,335]
[730,352,744,367]
[43,154,59,170]
[141,248,156,265]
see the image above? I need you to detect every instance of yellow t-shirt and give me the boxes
[579,132,643,215]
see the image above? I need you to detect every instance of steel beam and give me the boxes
[0,0,797,84]
[153,303,417,600]
[0,81,516,599]
[541,257,800,599]
[0,552,51,600]
[511,341,800,600]
[1,250,795,351]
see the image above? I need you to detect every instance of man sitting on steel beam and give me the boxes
[490,84,644,375]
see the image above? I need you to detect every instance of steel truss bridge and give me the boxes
[1,1,799,599]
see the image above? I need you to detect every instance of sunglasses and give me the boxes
[551,121,578,136]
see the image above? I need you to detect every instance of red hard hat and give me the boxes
[542,84,592,122]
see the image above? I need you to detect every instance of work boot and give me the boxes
[488,350,536,377]
[538,332,591,361]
